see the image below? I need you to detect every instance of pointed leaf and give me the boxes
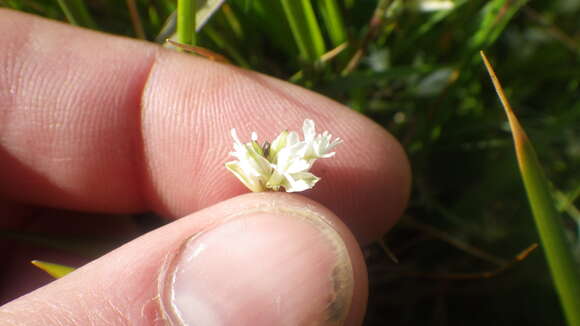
[481,51,580,326]
[31,260,75,279]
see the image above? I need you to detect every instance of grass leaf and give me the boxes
[177,0,197,46]
[317,0,347,47]
[56,0,97,28]
[467,0,527,57]
[156,0,225,43]
[31,260,75,279]
[481,51,580,326]
[280,0,326,63]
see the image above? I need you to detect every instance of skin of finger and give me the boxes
[0,193,368,326]
[0,9,411,243]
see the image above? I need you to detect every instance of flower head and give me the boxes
[225,119,342,192]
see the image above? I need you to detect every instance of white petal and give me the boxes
[265,169,285,191]
[285,158,312,174]
[225,161,265,192]
[231,128,242,144]
[302,119,316,141]
[275,141,305,170]
[269,130,288,160]
[283,171,320,192]
[246,148,272,176]
[286,131,300,146]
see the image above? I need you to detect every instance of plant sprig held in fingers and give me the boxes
[226,119,342,193]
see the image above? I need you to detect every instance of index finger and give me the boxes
[0,10,410,243]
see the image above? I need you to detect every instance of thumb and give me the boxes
[0,193,368,326]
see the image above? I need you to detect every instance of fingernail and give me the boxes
[160,209,353,326]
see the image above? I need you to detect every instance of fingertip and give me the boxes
[141,52,411,242]
[0,194,368,326]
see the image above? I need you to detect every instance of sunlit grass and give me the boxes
[482,51,580,326]
[177,0,196,46]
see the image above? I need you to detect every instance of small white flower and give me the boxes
[225,119,342,192]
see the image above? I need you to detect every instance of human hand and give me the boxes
[0,9,410,325]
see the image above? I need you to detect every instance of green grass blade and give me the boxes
[222,3,244,39]
[196,0,227,31]
[318,0,347,47]
[241,0,296,55]
[31,260,75,279]
[467,0,527,57]
[280,0,326,62]
[156,0,225,43]
[481,51,580,326]
[177,0,197,46]
[56,0,97,28]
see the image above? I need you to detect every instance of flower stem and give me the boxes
[177,0,196,46]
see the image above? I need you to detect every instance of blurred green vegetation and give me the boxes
[2,0,579,325]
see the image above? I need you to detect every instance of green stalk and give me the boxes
[177,0,196,46]
[280,0,326,62]
[318,0,347,47]
[56,0,97,28]
[466,0,527,62]
[482,52,580,326]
